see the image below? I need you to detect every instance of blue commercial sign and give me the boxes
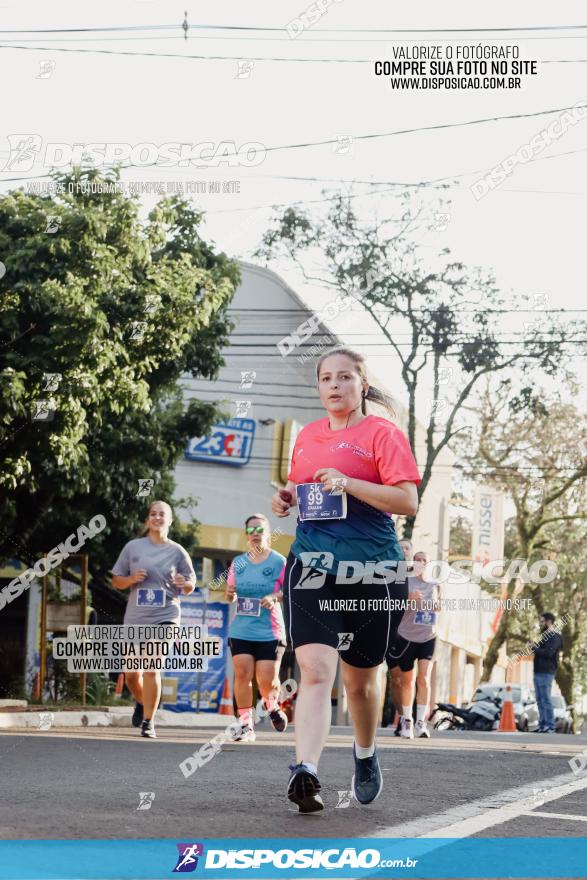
[185,418,255,467]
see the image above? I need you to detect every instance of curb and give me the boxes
[0,709,231,730]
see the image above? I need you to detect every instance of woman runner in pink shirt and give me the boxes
[271,347,420,812]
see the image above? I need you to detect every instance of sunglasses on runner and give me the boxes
[245,525,265,534]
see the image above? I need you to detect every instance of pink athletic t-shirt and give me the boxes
[288,414,421,487]
[287,415,421,571]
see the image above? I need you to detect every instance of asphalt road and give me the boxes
[1,724,585,841]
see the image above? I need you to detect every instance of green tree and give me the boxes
[0,168,239,592]
[460,384,587,682]
[256,194,582,538]
[525,517,586,728]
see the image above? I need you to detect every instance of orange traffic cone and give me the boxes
[219,677,234,716]
[498,684,518,732]
[113,673,125,700]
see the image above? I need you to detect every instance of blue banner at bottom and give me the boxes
[0,838,585,879]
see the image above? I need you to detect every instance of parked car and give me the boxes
[470,683,540,732]
[551,694,573,733]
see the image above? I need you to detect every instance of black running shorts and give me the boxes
[282,551,408,669]
[387,635,436,672]
[228,638,286,662]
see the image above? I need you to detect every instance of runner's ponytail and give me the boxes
[363,384,395,417]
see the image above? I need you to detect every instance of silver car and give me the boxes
[551,694,573,733]
[471,684,540,731]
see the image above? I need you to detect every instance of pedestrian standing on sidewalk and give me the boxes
[531,612,563,733]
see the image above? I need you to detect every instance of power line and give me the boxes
[168,141,587,211]
[2,139,585,204]
[2,35,587,50]
[2,22,587,35]
[224,329,583,337]
[0,24,178,34]
[18,97,585,155]
[212,103,587,158]
[222,339,587,347]
[2,40,587,73]
[217,346,587,356]
[183,388,321,402]
[0,102,576,192]
[177,453,585,474]
[181,376,578,391]
[226,307,587,313]
[0,43,367,63]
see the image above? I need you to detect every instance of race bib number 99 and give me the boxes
[297,482,347,521]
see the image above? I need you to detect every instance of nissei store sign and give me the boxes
[185,418,255,467]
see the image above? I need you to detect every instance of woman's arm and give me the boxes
[314,468,418,516]
[271,481,298,517]
[174,575,196,595]
[261,561,286,608]
[174,550,197,595]
[112,571,146,590]
[347,478,418,516]
[225,562,237,603]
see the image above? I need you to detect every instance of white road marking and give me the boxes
[524,810,587,822]
[372,771,587,838]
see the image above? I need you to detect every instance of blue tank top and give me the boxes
[228,550,286,642]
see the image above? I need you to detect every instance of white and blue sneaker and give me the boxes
[351,745,383,805]
[233,725,256,743]
[415,720,431,738]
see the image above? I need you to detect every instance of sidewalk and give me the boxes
[0,706,229,730]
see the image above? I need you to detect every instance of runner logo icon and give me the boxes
[173,843,204,872]
[337,632,354,651]
[335,790,354,808]
[295,552,334,589]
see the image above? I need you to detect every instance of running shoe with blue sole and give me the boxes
[351,745,383,804]
[287,763,324,813]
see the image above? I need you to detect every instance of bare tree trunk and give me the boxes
[402,514,416,541]
[482,610,510,680]
[558,626,579,732]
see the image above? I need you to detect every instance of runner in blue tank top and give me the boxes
[226,513,287,742]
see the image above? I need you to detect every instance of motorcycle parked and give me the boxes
[429,694,503,731]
